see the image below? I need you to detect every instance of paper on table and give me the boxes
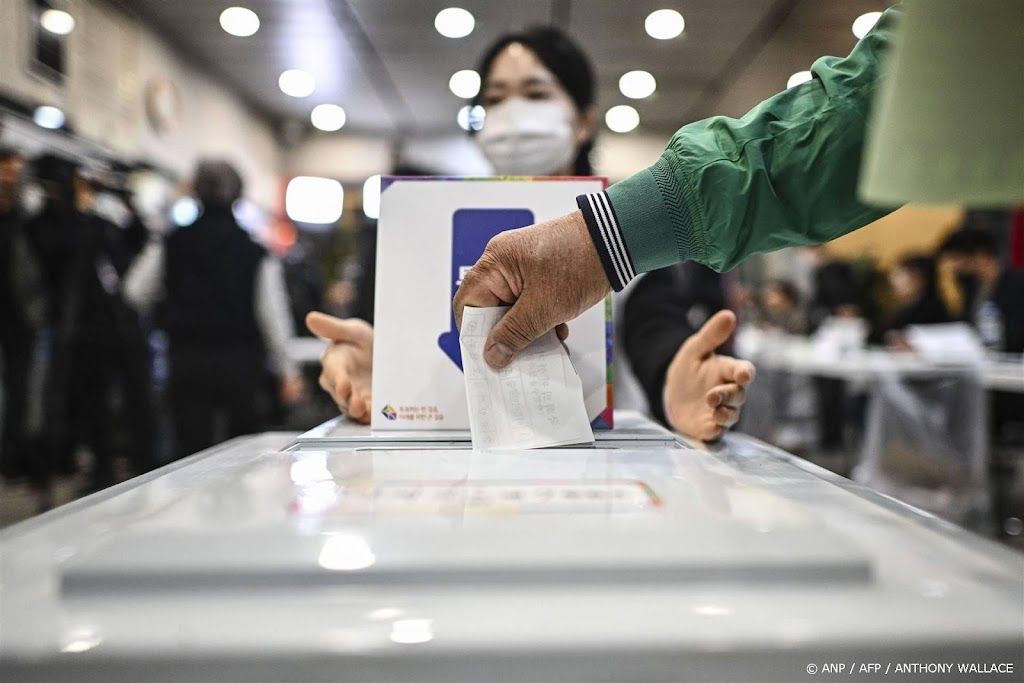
[906,322,986,365]
[459,306,594,451]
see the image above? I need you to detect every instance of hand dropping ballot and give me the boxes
[370,177,613,431]
[460,307,593,450]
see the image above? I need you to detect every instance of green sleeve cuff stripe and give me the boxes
[605,157,707,274]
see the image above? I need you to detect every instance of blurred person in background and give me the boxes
[802,245,863,332]
[799,245,866,454]
[759,279,807,335]
[939,228,1024,443]
[26,154,154,503]
[939,228,1024,354]
[0,146,45,484]
[308,26,753,441]
[870,255,950,347]
[124,159,302,458]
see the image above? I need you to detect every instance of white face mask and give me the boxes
[476,98,578,176]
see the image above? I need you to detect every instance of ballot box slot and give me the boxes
[286,439,685,451]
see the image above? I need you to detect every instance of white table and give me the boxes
[1,413,1020,682]
[748,340,1022,393]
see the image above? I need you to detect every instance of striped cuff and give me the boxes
[576,191,636,291]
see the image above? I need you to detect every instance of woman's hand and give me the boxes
[306,312,374,424]
[663,310,756,441]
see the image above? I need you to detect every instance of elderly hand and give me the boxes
[664,310,756,442]
[306,312,374,424]
[453,210,610,368]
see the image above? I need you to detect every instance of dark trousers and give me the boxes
[65,338,157,490]
[168,345,270,460]
[813,377,848,451]
[0,329,35,479]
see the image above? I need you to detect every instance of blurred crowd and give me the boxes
[0,147,345,513]
[731,233,1022,354]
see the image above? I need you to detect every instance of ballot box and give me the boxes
[2,414,1022,683]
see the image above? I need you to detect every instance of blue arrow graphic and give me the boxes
[438,208,535,370]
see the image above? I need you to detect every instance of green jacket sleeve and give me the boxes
[576,5,903,289]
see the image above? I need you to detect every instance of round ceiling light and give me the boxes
[786,70,813,89]
[619,70,657,99]
[219,7,260,37]
[645,9,685,40]
[605,105,640,133]
[434,8,474,39]
[33,105,66,129]
[40,9,75,35]
[852,11,882,39]
[457,104,485,131]
[448,69,481,99]
[311,104,346,131]
[279,69,316,98]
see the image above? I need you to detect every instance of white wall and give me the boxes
[593,133,666,183]
[284,130,666,183]
[134,32,282,207]
[285,134,393,181]
[0,0,282,209]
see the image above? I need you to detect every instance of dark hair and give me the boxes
[473,26,596,175]
[31,152,79,213]
[938,228,997,257]
[896,254,939,294]
[192,159,243,209]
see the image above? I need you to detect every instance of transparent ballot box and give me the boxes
[1,414,1021,682]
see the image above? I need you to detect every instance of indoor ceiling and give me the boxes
[115,0,893,137]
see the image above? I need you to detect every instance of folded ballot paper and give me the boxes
[459,307,594,450]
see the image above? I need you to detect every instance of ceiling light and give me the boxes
[279,69,316,98]
[286,176,344,224]
[311,104,346,131]
[619,70,657,99]
[33,105,65,129]
[645,9,684,40]
[457,104,485,131]
[852,11,882,39]
[448,69,481,99]
[362,174,381,220]
[786,71,813,89]
[434,7,474,39]
[605,105,639,133]
[40,9,75,35]
[219,7,260,37]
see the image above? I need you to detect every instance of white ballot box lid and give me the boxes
[1,418,1021,682]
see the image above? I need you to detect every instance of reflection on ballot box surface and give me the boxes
[2,413,1021,682]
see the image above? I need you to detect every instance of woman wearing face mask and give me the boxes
[307,27,753,441]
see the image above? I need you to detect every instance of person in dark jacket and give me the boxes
[124,160,301,458]
[26,154,155,499]
[939,228,1024,354]
[939,228,1024,442]
[872,255,951,346]
[0,147,46,485]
